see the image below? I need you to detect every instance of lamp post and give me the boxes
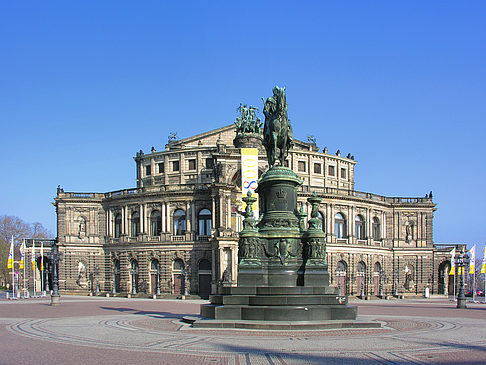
[129,267,137,295]
[456,249,470,309]
[393,269,399,297]
[49,240,63,306]
[94,265,100,296]
[379,269,385,298]
[156,264,161,296]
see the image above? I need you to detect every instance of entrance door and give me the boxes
[337,275,346,296]
[357,275,364,296]
[199,274,211,299]
[174,274,184,295]
[373,274,380,296]
[151,273,157,295]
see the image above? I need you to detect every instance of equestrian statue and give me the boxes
[262,86,294,167]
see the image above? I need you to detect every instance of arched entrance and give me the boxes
[198,259,211,299]
[335,261,347,296]
[173,259,185,296]
[357,261,366,297]
[373,262,382,296]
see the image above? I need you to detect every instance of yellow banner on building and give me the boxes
[449,248,456,275]
[241,148,259,218]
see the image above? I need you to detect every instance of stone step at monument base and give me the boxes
[184,316,379,330]
[200,303,357,321]
[210,294,348,306]
[219,285,338,296]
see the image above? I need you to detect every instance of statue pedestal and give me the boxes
[199,166,364,328]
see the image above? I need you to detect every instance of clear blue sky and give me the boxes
[0,2,485,252]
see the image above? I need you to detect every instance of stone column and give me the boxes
[348,206,353,242]
[226,195,231,229]
[166,203,171,235]
[161,202,166,232]
[124,206,129,236]
[186,201,191,232]
[121,207,125,235]
[144,204,148,235]
[191,200,196,233]
[139,204,144,234]
[106,210,111,237]
[211,195,216,232]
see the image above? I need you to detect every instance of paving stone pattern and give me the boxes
[0,296,485,364]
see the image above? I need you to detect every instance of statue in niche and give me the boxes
[405,220,414,243]
[262,86,294,167]
[76,261,88,288]
[78,217,86,238]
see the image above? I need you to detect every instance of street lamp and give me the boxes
[456,249,470,309]
[94,265,100,296]
[156,264,161,296]
[129,267,138,295]
[49,240,63,306]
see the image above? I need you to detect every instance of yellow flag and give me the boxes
[449,248,456,275]
[19,239,25,270]
[7,236,14,269]
[469,245,476,274]
[481,246,486,274]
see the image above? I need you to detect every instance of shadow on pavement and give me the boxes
[99,306,187,319]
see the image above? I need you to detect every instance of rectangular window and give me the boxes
[328,165,335,176]
[188,159,196,170]
[341,168,347,179]
[172,160,180,172]
[314,163,322,174]
[145,165,151,176]
[158,163,164,173]
[206,158,214,169]
[298,161,306,172]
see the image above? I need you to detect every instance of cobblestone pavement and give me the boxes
[0,296,485,364]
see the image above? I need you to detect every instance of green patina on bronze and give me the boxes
[199,87,359,324]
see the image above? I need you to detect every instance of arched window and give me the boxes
[173,258,184,271]
[374,262,382,273]
[372,217,381,241]
[150,210,161,236]
[173,209,186,235]
[114,213,122,238]
[131,212,140,237]
[198,209,212,236]
[355,215,365,240]
[357,261,366,275]
[335,213,346,239]
[151,259,160,272]
[198,259,211,271]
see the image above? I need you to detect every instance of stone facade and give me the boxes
[46,124,455,298]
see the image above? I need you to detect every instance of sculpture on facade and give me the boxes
[262,86,294,167]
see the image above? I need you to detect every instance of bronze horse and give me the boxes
[262,86,294,167]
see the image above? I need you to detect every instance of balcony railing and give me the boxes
[298,186,433,204]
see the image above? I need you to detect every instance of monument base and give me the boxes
[185,316,380,330]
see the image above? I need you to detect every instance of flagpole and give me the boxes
[11,237,15,299]
[22,239,26,298]
[40,243,44,296]
[31,241,35,297]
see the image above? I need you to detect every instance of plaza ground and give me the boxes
[1,295,485,364]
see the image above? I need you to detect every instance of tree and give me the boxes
[0,215,52,286]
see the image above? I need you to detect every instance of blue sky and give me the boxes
[0,1,485,251]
